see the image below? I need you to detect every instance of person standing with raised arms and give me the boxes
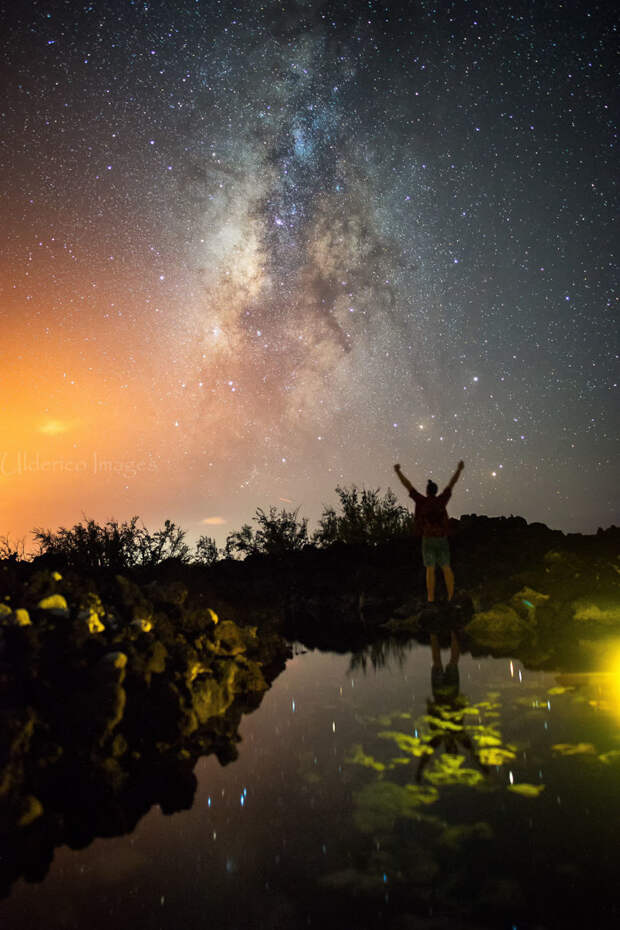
[393,460,464,604]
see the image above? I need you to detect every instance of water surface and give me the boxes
[5,636,620,929]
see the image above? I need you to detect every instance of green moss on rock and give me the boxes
[466,604,531,650]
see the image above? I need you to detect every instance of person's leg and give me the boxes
[422,538,436,602]
[436,538,454,601]
[442,564,455,600]
[426,566,436,602]
[449,630,460,664]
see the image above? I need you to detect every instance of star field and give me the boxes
[1,0,617,543]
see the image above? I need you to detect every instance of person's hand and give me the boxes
[394,463,401,471]
[458,460,464,471]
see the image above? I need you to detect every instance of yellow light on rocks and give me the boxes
[38,594,68,612]
[13,609,31,627]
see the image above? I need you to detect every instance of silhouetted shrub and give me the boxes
[224,523,256,559]
[225,506,309,558]
[0,534,26,561]
[195,535,221,566]
[314,485,414,547]
[33,516,190,573]
[137,519,190,567]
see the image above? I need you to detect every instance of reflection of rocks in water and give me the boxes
[384,596,474,636]
[0,570,291,898]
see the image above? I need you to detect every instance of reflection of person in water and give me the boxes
[430,630,461,705]
[394,460,464,603]
[416,629,489,782]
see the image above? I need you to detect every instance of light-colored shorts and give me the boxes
[422,536,450,568]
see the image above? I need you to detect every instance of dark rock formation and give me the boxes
[0,569,291,897]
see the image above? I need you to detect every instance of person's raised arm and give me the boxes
[394,463,416,496]
[446,460,464,491]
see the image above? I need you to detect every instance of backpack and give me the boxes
[413,496,447,536]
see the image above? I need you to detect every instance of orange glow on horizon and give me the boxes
[0,328,172,547]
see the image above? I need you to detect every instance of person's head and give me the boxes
[426,479,438,496]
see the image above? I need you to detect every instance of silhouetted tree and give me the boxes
[224,523,256,559]
[195,535,220,566]
[253,506,309,555]
[136,518,190,567]
[225,506,309,558]
[314,485,413,547]
[33,516,190,572]
[0,534,26,561]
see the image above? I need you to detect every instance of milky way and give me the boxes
[1,0,617,542]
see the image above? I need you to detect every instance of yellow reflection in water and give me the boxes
[603,640,620,721]
[554,636,620,723]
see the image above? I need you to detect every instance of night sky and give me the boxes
[1,0,617,547]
